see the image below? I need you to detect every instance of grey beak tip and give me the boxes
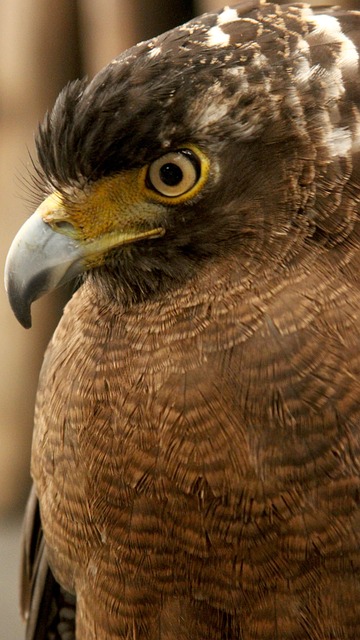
[6,282,33,329]
[5,210,85,327]
[6,266,53,328]
[15,306,32,330]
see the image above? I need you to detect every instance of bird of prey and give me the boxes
[5,1,360,638]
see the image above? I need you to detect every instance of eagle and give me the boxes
[5,1,360,638]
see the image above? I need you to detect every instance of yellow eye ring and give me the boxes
[148,150,198,196]
[140,144,210,205]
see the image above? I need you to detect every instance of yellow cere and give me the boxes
[39,169,163,241]
[38,145,210,243]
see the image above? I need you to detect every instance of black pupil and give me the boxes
[159,162,183,186]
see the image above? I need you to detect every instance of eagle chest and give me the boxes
[31,277,360,621]
[33,286,254,489]
[31,284,255,585]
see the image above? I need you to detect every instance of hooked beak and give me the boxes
[5,198,163,329]
[4,211,87,329]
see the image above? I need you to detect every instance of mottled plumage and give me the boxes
[5,1,360,638]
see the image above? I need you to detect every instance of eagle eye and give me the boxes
[147,149,201,197]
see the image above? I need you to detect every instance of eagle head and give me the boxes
[5,2,360,327]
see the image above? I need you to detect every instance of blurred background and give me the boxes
[0,0,224,637]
